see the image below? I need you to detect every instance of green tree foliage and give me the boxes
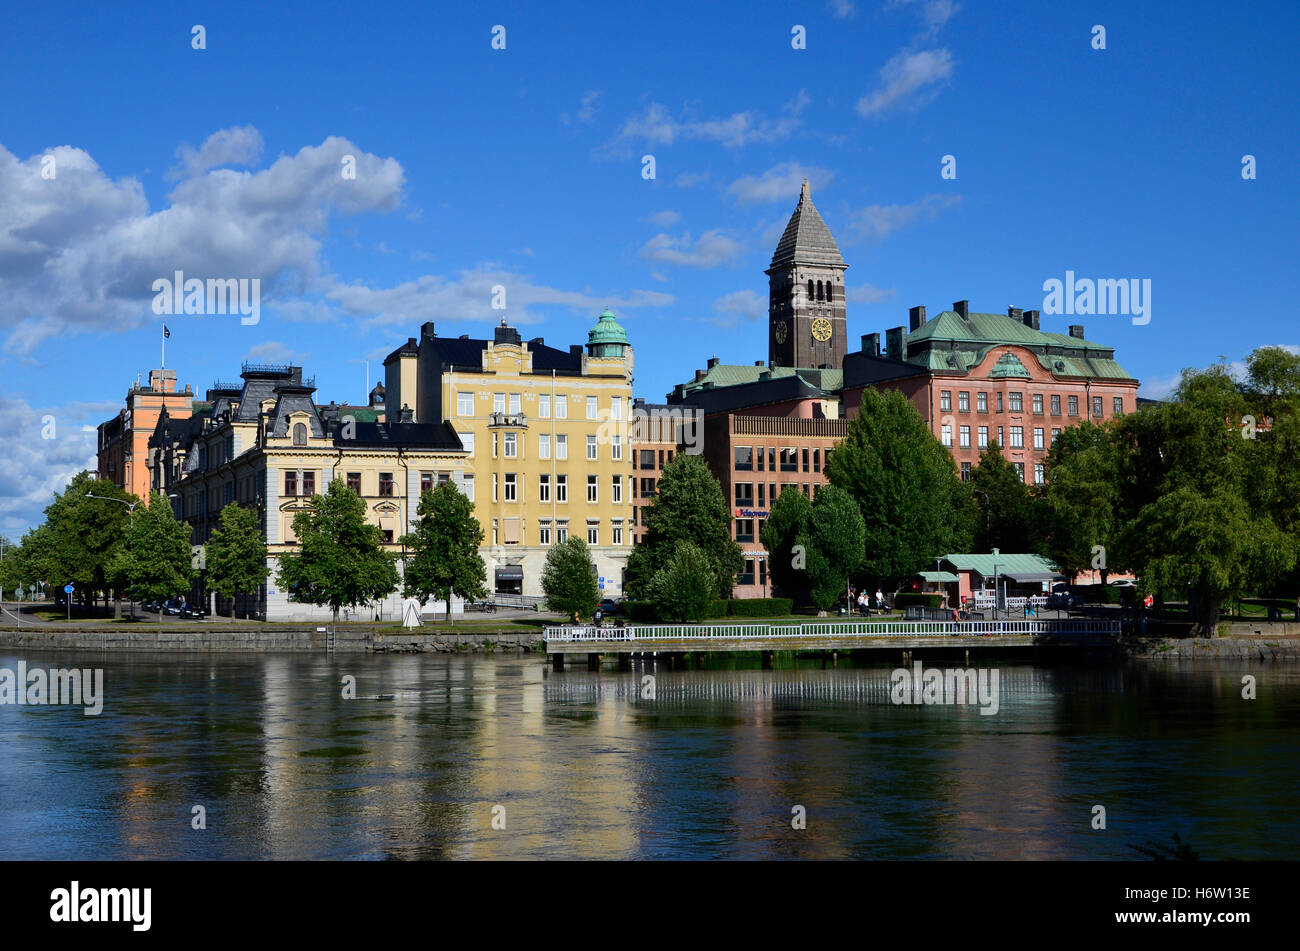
[969,440,1047,554]
[275,478,399,625]
[625,453,744,599]
[108,492,194,615]
[400,481,487,620]
[541,535,600,620]
[826,388,972,585]
[1043,422,1121,577]
[760,485,865,610]
[205,503,270,619]
[40,472,137,613]
[648,539,717,622]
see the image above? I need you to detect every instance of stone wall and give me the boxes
[0,628,542,653]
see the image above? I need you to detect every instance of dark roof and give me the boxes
[424,335,583,374]
[337,421,463,450]
[671,372,835,416]
[842,351,930,390]
[768,180,845,270]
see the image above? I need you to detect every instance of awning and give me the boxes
[495,564,524,580]
[918,571,959,582]
[1003,571,1065,583]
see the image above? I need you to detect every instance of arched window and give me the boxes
[293,422,307,446]
[807,279,814,300]
[825,282,833,303]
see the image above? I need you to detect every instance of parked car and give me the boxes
[1108,579,1137,588]
[162,598,186,616]
[598,598,619,616]
[143,599,162,613]
[1047,592,1084,609]
[180,604,208,619]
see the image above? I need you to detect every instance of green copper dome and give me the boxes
[587,308,629,356]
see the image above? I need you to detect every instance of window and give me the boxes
[382,529,394,544]
[586,435,597,460]
[539,433,551,458]
[1033,394,1044,415]
[539,521,551,545]
[612,435,623,460]
[997,393,1004,413]
[302,471,315,496]
[539,475,550,502]
[494,393,506,414]
[539,394,551,418]
[736,519,755,543]
[1093,396,1104,417]
[612,476,622,504]
[977,426,989,448]
[284,471,297,497]
[587,475,598,503]
[504,432,518,458]
[768,447,776,471]
[555,395,568,419]
[1014,462,1025,482]
[293,422,307,446]
[739,559,755,586]
[758,483,765,507]
[756,446,765,471]
[1008,426,1024,448]
[1051,394,1061,415]
[977,392,988,413]
[941,424,953,446]
[509,393,521,415]
[1068,396,1079,416]
[587,523,599,545]
[347,472,361,494]
[1113,397,1124,416]
[960,461,972,480]
[997,427,1005,446]
[780,448,798,471]
[798,447,807,471]
[940,390,952,411]
[640,449,656,469]
[611,396,624,421]
[457,392,474,416]
[960,425,971,448]
[493,474,498,503]
[958,391,970,412]
[1010,392,1023,412]
[492,434,498,458]
[556,475,568,503]
[586,396,598,420]
[813,448,821,472]
[735,446,754,470]
[735,482,754,506]
[379,472,394,497]
[461,432,475,456]
[1051,428,1062,443]
[504,473,517,502]
[421,471,433,494]
[462,475,474,502]
[1033,427,1045,450]
[556,521,569,543]
[612,522,623,545]
[1034,463,1046,485]
[556,434,568,459]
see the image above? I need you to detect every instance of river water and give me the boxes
[1,651,1296,860]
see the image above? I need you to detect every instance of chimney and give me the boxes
[707,356,720,369]
[754,360,765,367]
[694,369,707,382]
[1008,307,1023,323]
[569,344,583,358]
[148,369,177,393]
[1023,309,1040,331]
[862,333,881,357]
[1069,325,1085,339]
[885,326,905,361]
[495,324,522,346]
[954,300,970,320]
[909,305,927,332]
[991,547,1000,558]
[529,336,545,347]
[399,405,414,423]
[633,397,645,409]
[420,321,436,339]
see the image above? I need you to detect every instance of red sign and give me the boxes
[1143,594,1153,608]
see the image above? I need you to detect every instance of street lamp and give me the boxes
[85,493,141,618]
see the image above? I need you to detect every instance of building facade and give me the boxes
[97,368,195,501]
[384,312,635,598]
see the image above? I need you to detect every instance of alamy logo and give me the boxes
[1041,270,1151,326]
[151,270,260,325]
[890,661,1000,715]
[50,882,151,931]
[0,662,104,715]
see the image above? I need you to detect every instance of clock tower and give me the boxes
[766,179,848,369]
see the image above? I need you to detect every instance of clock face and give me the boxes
[811,317,833,341]
[774,320,788,344]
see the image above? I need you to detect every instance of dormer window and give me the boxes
[293,422,307,445]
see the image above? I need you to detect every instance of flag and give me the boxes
[163,325,170,338]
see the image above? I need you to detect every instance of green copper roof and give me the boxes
[588,308,628,346]
[989,352,1032,378]
[942,553,1061,577]
[679,364,842,394]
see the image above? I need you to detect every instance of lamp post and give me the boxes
[85,493,140,619]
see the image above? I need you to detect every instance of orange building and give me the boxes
[97,368,195,502]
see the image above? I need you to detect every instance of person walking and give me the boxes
[876,588,885,611]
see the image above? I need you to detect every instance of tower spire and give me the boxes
[800,178,810,201]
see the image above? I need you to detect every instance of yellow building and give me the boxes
[384,312,634,599]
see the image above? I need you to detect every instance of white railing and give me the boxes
[545,618,1119,643]
[971,595,1049,611]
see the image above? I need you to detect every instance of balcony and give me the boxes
[489,412,528,428]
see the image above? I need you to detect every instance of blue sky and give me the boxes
[1,0,1297,538]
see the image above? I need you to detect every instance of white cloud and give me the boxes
[828,0,857,18]
[848,193,960,241]
[243,341,310,365]
[0,394,104,539]
[727,163,834,206]
[167,125,264,180]
[887,0,960,35]
[847,283,898,303]
[674,171,709,187]
[600,102,801,156]
[562,90,602,125]
[785,89,812,115]
[856,48,955,117]
[649,210,681,228]
[713,289,765,321]
[638,230,745,269]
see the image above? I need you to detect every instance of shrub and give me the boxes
[727,598,795,617]
[894,592,944,608]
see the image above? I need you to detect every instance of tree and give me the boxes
[40,471,135,614]
[826,388,972,586]
[647,540,716,622]
[760,486,814,599]
[400,481,487,621]
[1043,422,1121,579]
[760,484,865,611]
[969,440,1044,554]
[206,504,270,620]
[625,453,743,599]
[541,535,600,620]
[108,492,195,620]
[275,478,399,627]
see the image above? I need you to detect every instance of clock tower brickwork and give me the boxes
[766,180,848,369]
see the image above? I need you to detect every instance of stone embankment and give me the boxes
[0,627,543,653]
[1125,633,1300,661]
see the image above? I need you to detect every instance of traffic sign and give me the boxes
[64,584,73,594]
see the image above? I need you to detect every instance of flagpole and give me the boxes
[162,325,165,370]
